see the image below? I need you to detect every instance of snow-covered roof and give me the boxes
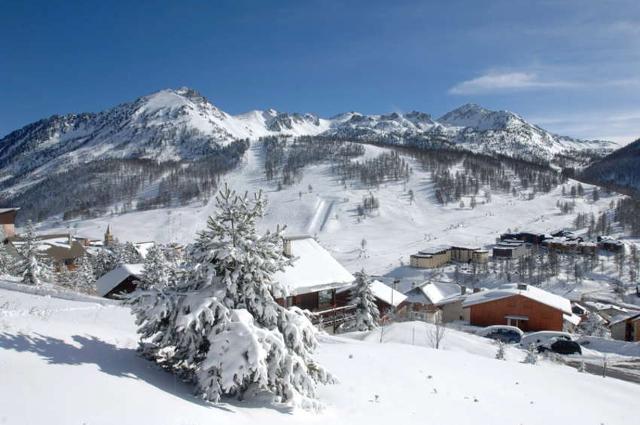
[420,281,464,306]
[273,236,354,296]
[418,245,450,254]
[610,312,640,325]
[563,313,582,326]
[462,284,572,314]
[95,264,144,297]
[0,208,19,214]
[369,280,407,307]
[134,242,155,259]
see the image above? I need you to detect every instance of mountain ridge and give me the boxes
[0,87,618,194]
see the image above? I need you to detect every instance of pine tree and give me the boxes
[91,248,117,279]
[139,244,173,289]
[351,270,380,331]
[16,221,50,285]
[113,241,143,265]
[129,185,332,407]
[72,255,95,293]
[0,242,16,276]
[577,312,610,338]
[56,264,74,288]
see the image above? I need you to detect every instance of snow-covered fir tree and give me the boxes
[56,264,74,288]
[138,244,173,289]
[91,248,117,279]
[129,184,333,407]
[113,241,143,265]
[0,242,16,276]
[72,255,95,294]
[351,270,380,331]
[16,221,50,285]
[577,312,610,338]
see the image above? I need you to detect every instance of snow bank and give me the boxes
[1,288,639,425]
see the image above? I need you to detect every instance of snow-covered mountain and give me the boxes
[0,87,617,208]
[436,104,615,162]
[0,89,615,180]
[581,137,640,195]
[0,88,330,182]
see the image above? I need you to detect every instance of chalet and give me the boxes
[610,312,640,342]
[463,283,572,331]
[4,233,90,271]
[400,281,468,323]
[96,264,144,298]
[336,279,407,317]
[410,245,488,269]
[93,234,355,312]
[0,208,19,238]
[272,235,354,312]
[492,239,529,259]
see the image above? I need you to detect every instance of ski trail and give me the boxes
[307,198,327,234]
[307,197,342,234]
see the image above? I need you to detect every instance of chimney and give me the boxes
[283,238,293,257]
[473,287,481,293]
[517,283,528,291]
[460,285,467,295]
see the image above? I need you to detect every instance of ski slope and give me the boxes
[43,141,621,278]
[1,284,638,425]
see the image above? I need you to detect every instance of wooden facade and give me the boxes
[104,276,139,299]
[466,294,565,331]
[0,208,19,238]
[610,314,640,342]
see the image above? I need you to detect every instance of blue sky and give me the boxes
[1,0,638,142]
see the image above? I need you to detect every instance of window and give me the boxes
[318,290,333,309]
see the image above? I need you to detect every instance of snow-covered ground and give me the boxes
[1,284,639,425]
[43,141,621,278]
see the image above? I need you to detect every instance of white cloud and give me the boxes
[448,71,575,95]
[529,110,640,145]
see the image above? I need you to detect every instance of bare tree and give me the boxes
[427,315,446,349]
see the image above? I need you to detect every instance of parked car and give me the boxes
[548,340,582,355]
[477,325,524,343]
[521,331,581,355]
[521,331,572,348]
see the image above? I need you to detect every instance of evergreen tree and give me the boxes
[0,242,16,276]
[577,312,610,338]
[113,241,143,265]
[72,255,96,293]
[139,244,173,289]
[56,264,74,288]
[91,248,117,279]
[129,185,332,407]
[16,221,50,285]
[351,270,380,331]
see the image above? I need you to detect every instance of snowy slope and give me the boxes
[581,137,640,195]
[0,88,327,189]
[45,140,622,278]
[1,285,639,425]
[0,89,616,189]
